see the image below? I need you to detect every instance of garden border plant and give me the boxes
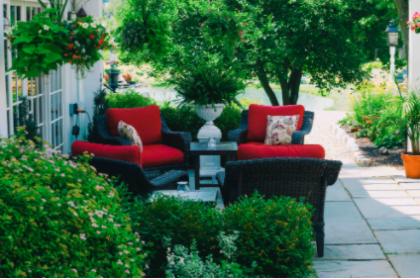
[0,128,148,277]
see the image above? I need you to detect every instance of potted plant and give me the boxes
[380,80,420,178]
[167,52,246,139]
[123,72,135,84]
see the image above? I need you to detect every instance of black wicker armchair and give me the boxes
[216,158,342,257]
[89,157,189,198]
[94,113,192,178]
[228,110,314,145]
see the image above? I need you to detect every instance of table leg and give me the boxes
[194,155,200,190]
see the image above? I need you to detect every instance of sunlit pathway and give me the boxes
[309,111,420,278]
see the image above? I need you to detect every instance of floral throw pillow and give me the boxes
[118,121,143,152]
[264,115,300,146]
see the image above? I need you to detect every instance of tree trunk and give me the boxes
[256,58,280,106]
[278,68,303,105]
[278,76,289,106]
[288,69,303,105]
[394,0,409,64]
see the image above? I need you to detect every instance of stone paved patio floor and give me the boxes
[314,158,420,278]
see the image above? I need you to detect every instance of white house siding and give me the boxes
[0,0,7,138]
[0,0,103,154]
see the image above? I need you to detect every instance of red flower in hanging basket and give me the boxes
[69,43,74,48]
[90,34,95,39]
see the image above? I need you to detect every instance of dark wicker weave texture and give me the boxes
[216,157,342,257]
[228,110,314,145]
[94,113,192,178]
[90,157,189,198]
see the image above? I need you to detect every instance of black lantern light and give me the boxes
[385,21,399,47]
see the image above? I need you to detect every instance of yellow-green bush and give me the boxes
[0,128,147,277]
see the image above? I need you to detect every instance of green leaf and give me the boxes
[43,52,62,64]
[12,35,36,45]
[22,44,37,54]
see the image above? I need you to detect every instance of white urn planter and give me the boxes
[194,104,225,140]
[193,104,225,181]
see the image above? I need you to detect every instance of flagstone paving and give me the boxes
[307,112,420,277]
[313,160,420,277]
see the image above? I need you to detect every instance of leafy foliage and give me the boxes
[379,84,420,154]
[13,96,40,143]
[128,194,223,277]
[168,52,247,107]
[127,192,315,278]
[88,87,110,143]
[6,9,114,78]
[0,128,147,277]
[107,90,157,108]
[223,193,316,278]
[114,0,174,63]
[340,83,405,149]
[166,235,257,278]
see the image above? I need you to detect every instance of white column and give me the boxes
[390,46,396,82]
[408,0,420,152]
[0,0,8,138]
[409,0,420,88]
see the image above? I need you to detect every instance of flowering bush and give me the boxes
[338,82,405,148]
[407,12,420,33]
[7,9,113,78]
[0,127,147,277]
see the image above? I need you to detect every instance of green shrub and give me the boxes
[128,193,316,278]
[0,128,147,277]
[129,194,223,277]
[341,83,404,148]
[107,90,157,108]
[223,193,316,278]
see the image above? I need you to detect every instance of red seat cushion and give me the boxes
[237,142,325,161]
[142,144,184,168]
[247,104,305,142]
[71,141,142,166]
[106,105,162,145]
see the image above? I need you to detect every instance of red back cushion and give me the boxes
[71,141,142,167]
[106,105,162,145]
[246,104,305,142]
[237,142,325,161]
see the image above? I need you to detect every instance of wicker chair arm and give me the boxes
[216,171,225,187]
[162,131,192,154]
[94,115,131,146]
[150,170,189,188]
[228,129,248,145]
[326,162,342,186]
[291,111,314,144]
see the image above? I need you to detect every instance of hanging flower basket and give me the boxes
[407,12,420,33]
[6,8,115,79]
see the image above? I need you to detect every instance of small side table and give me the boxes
[190,142,238,190]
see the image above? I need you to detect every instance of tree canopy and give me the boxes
[113,0,401,105]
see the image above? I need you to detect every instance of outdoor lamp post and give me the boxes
[385,21,399,83]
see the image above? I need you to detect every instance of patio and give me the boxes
[302,111,420,277]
